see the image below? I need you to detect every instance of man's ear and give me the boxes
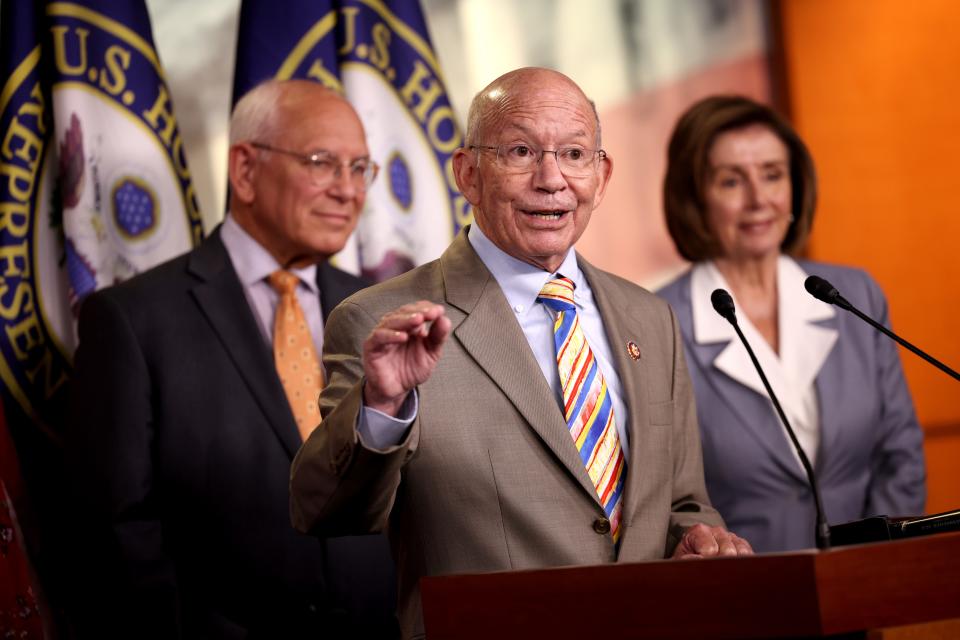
[228,143,258,204]
[591,152,614,209]
[452,147,482,206]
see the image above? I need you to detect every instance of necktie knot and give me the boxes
[269,270,299,295]
[537,277,576,313]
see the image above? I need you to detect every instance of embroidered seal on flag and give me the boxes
[262,1,470,280]
[0,2,202,424]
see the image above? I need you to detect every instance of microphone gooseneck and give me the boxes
[803,276,960,382]
[710,288,832,550]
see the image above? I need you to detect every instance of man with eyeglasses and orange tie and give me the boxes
[67,80,398,638]
[290,67,753,640]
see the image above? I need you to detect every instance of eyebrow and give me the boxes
[498,123,592,143]
[711,159,788,170]
[306,149,372,161]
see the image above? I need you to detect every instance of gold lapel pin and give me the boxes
[626,340,641,361]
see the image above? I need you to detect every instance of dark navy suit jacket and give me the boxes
[67,226,398,638]
[657,260,926,552]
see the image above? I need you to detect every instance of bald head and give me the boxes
[465,67,602,149]
[452,67,613,273]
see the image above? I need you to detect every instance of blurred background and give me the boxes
[146,0,959,512]
[2,1,959,635]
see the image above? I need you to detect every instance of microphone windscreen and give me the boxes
[804,275,840,304]
[711,288,736,321]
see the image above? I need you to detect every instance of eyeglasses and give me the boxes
[250,142,379,189]
[470,144,606,178]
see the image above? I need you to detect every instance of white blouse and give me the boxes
[689,257,838,469]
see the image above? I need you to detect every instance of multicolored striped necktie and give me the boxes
[538,277,626,543]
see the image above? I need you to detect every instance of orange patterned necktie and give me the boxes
[538,277,626,544]
[269,270,323,441]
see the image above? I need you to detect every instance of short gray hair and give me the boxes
[229,80,286,146]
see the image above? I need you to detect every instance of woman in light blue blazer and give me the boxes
[656,96,926,552]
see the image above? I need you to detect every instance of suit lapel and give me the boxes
[683,265,808,483]
[811,315,842,469]
[188,229,303,459]
[442,234,600,503]
[693,342,808,483]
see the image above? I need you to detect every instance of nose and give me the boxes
[533,150,568,192]
[744,175,763,210]
[326,164,359,200]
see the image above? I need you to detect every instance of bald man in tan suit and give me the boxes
[291,68,752,640]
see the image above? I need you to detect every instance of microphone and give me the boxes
[804,275,960,382]
[710,288,736,323]
[803,275,852,310]
[711,288,832,550]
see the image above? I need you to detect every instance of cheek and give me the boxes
[777,188,793,213]
[710,190,745,222]
[705,207,731,238]
[351,194,366,218]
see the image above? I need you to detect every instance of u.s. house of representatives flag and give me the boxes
[0,0,203,431]
[233,0,469,281]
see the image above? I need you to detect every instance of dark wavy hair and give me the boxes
[663,95,817,261]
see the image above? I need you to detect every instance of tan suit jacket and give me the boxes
[291,230,722,639]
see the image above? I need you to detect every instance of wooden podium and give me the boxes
[421,531,960,639]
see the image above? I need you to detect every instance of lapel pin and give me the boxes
[626,340,641,361]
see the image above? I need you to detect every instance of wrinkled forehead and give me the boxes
[478,80,598,143]
[707,123,790,168]
[278,93,368,150]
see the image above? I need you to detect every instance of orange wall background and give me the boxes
[779,0,960,513]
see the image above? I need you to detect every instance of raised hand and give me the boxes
[361,301,452,417]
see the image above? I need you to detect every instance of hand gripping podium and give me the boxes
[421,531,960,639]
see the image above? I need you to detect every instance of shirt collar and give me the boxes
[221,214,319,293]
[691,256,834,346]
[467,223,583,312]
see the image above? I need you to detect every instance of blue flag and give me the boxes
[0,0,203,434]
[233,0,470,281]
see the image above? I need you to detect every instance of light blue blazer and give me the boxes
[657,259,926,552]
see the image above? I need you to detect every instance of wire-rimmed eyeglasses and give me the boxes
[251,142,379,189]
[469,143,606,178]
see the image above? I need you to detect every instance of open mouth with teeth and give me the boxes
[523,209,568,220]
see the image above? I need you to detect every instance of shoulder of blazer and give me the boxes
[577,254,671,318]
[796,259,886,317]
[318,261,372,316]
[76,233,217,320]
[653,270,694,320]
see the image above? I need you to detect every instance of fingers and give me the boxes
[682,523,718,557]
[714,529,741,557]
[360,301,450,409]
[426,313,452,349]
[710,528,752,557]
[674,524,754,560]
[376,301,446,338]
[365,327,412,352]
[733,534,754,555]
